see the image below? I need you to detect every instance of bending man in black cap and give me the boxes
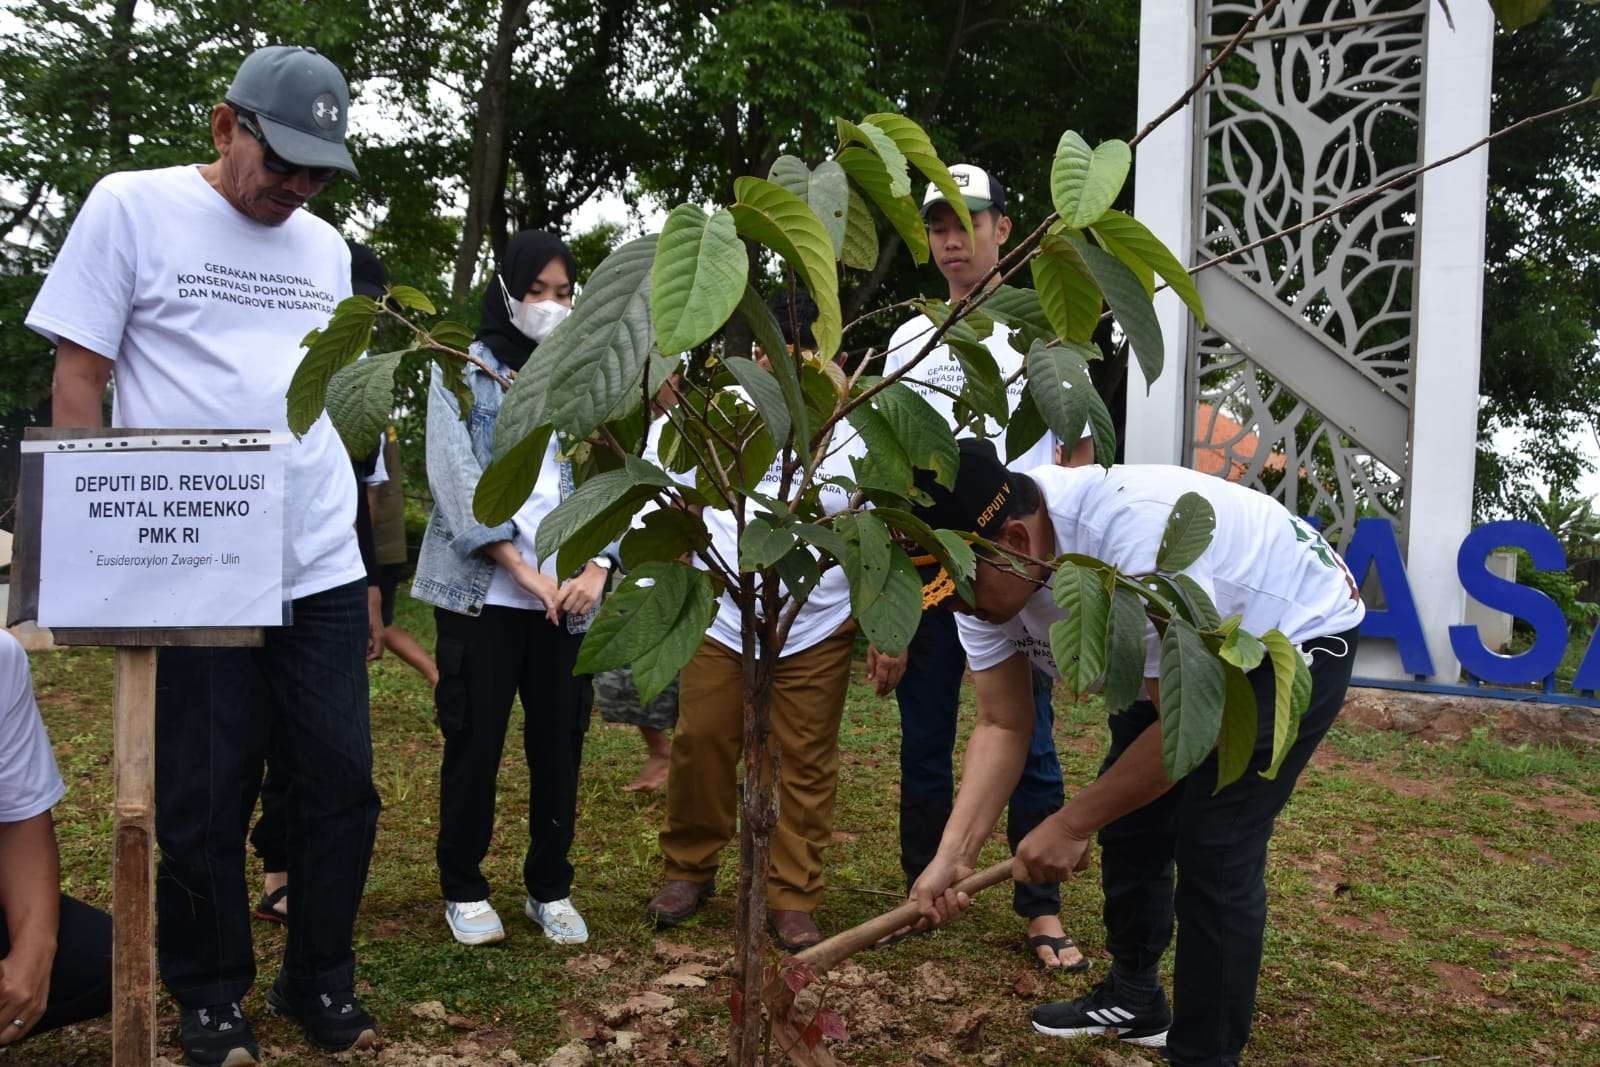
[28,45,379,1065]
[906,440,1364,1066]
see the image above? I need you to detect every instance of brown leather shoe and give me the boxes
[769,909,823,951]
[646,880,713,926]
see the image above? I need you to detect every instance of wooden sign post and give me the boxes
[9,427,287,1065]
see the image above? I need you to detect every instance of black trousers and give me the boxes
[1098,628,1359,1067]
[433,606,592,904]
[155,579,380,1007]
[0,895,111,1041]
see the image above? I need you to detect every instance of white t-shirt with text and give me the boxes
[957,464,1366,679]
[0,631,66,824]
[882,314,1058,474]
[26,165,363,599]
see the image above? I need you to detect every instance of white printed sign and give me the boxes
[38,449,285,628]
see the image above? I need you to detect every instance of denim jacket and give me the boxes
[411,341,616,621]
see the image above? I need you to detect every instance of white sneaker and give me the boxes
[525,895,589,944]
[444,900,505,945]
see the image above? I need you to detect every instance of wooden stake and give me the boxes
[112,647,157,1066]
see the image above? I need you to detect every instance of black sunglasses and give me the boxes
[232,109,339,185]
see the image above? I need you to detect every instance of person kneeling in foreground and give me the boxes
[0,629,112,1051]
[907,440,1363,1064]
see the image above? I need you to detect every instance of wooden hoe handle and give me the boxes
[791,860,1014,972]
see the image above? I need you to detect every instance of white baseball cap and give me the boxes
[922,163,1008,216]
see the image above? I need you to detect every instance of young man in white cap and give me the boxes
[28,45,379,1065]
[906,440,1364,1063]
[880,165,1081,971]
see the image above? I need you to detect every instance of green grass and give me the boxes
[15,590,1600,1065]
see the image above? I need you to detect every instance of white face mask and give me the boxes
[500,276,572,343]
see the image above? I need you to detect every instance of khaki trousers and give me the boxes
[659,627,855,912]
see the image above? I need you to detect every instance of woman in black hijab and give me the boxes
[413,230,608,949]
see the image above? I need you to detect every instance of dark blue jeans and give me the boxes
[155,579,380,1008]
[895,608,1064,918]
[1099,628,1359,1067]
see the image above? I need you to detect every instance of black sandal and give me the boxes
[1026,934,1090,973]
[253,884,289,926]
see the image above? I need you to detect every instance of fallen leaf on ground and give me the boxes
[1012,969,1043,997]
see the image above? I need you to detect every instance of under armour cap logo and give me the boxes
[312,93,340,131]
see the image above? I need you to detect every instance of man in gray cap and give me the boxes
[27,46,379,1065]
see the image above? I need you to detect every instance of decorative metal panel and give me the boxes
[1188,0,1427,546]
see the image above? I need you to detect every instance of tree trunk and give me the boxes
[450,0,532,303]
[107,0,139,162]
[731,577,783,1063]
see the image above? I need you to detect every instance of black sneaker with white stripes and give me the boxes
[1031,977,1171,1048]
[178,1002,259,1066]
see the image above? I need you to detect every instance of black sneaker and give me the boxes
[1031,977,1171,1049]
[266,973,378,1052]
[178,1002,259,1066]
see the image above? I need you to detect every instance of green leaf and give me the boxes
[856,546,923,654]
[534,455,673,567]
[733,284,811,460]
[1158,618,1226,782]
[874,506,977,606]
[1219,627,1266,673]
[841,512,892,614]
[651,205,748,356]
[841,184,881,271]
[1071,235,1164,388]
[845,396,914,497]
[835,117,912,197]
[1489,0,1552,30]
[428,320,475,351]
[1090,209,1205,326]
[1024,340,1109,455]
[1103,585,1149,713]
[1091,227,1154,297]
[542,235,658,440]
[865,382,959,489]
[943,336,1010,423]
[785,526,842,570]
[1050,131,1132,229]
[575,562,719,703]
[1032,235,1103,343]
[432,354,473,422]
[775,542,824,608]
[387,284,435,315]
[1168,573,1221,630]
[724,356,792,452]
[740,516,798,570]
[1259,630,1302,781]
[838,146,929,265]
[731,177,842,359]
[473,427,552,527]
[620,507,711,570]
[1157,491,1217,571]
[980,285,1054,348]
[1215,662,1259,794]
[864,112,973,238]
[287,295,379,436]
[993,383,1043,468]
[325,351,403,457]
[770,156,849,259]
[1049,562,1112,693]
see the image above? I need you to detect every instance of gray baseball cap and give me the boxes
[225,46,357,177]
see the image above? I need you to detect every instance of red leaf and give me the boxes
[783,961,817,994]
[729,988,743,1025]
[801,1020,823,1049]
[818,1007,848,1042]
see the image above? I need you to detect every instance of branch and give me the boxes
[379,304,514,390]
[2,181,45,239]
[1189,92,1600,277]
[1128,0,1281,149]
